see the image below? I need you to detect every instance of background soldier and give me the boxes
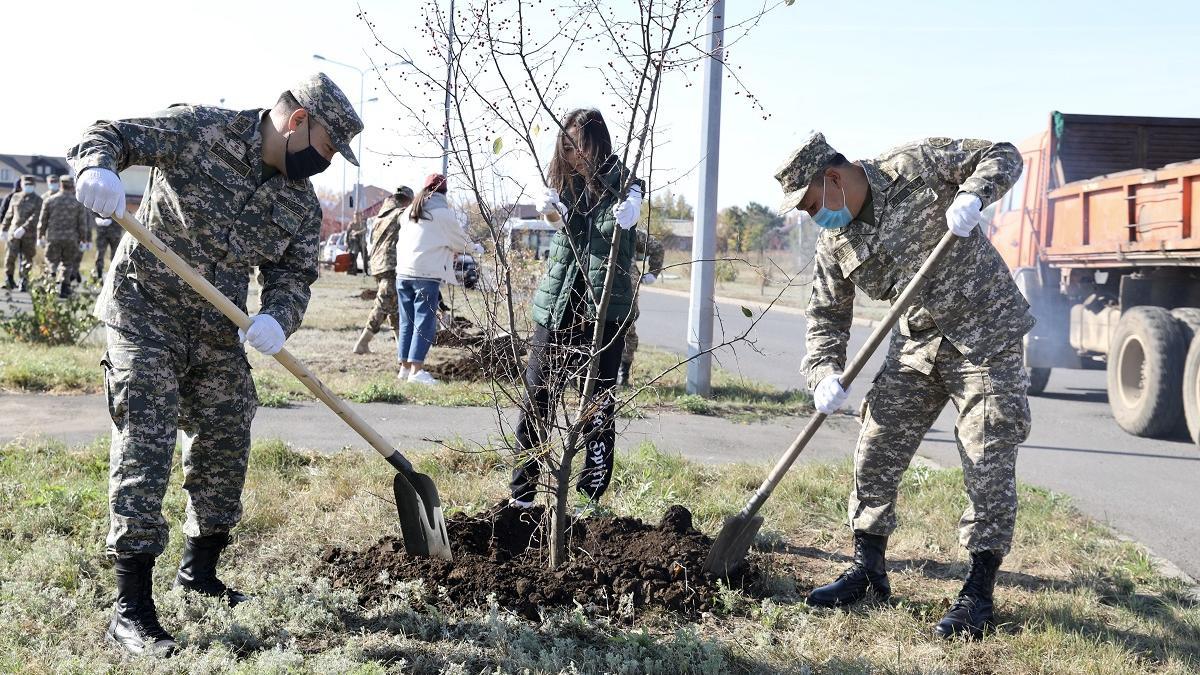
[779,132,1031,640]
[38,174,90,297]
[93,211,123,280]
[69,73,361,657]
[1,174,42,291]
[353,185,414,355]
[618,228,664,384]
[346,214,366,274]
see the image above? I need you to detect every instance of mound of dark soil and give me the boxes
[322,504,755,619]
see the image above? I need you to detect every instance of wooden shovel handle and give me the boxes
[112,211,411,470]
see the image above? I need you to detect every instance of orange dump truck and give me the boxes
[987,112,1200,442]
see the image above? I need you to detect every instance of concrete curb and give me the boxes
[642,286,881,328]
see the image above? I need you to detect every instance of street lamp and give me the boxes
[313,56,404,222]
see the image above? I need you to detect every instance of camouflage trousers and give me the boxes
[849,337,1030,554]
[94,226,123,277]
[103,325,258,556]
[4,236,35,282]
[621,297,640,367]
[45,240,80,280]
[365,272,399,334]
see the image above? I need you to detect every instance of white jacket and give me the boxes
[394,193,473,286]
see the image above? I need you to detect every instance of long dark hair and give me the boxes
[547,108,612,202]
[408,187,435,223]
[408,176,446,223]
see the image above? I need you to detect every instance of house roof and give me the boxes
[0,154,71,180]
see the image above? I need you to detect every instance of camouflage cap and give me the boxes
[47,174,61,183]
[59,174,74,186]
[21,174,39,183]
[289,72,364,167]
[396,185,414,200]
[775,131,840,213]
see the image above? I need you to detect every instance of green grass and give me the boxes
[1,436,1196,673]
[0,341,104,393]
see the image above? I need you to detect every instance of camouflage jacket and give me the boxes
[38,190,90,242]
[632,229,665,278]
[1,191,42,234]
[367,197,404,275]
[67,106,322,345]
[803,137,1034,388]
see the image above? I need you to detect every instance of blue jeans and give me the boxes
[396,278,441,363]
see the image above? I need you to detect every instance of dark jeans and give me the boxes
[510,318,626,503]
[396,278,441,363]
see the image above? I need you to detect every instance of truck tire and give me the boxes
[1185,336,1200,445]
[1028,367,1051,395]
[1107,307,1187,438]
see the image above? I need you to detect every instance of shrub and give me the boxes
[0,276,99,345]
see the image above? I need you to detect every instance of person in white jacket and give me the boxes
[394,173,476,384]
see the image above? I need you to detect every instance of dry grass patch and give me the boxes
[1,436,1196,673]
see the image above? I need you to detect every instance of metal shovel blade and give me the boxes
[704,513,763,576]
[392,471,453,560]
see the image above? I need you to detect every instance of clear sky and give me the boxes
[2,0,1198,211]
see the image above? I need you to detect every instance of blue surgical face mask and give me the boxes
[812,175,853,230]
[22,185,35,194]
[47,183,60,193]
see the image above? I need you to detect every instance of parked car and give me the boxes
[455,253,480,290]
[320,231,348,266]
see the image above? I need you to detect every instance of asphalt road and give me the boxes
[636,287,1200,579]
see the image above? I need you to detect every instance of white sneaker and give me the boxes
[407,369,439,386]
[397,365,411,380]
[508,497,535,509]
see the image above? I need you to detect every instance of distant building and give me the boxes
[321,183,392,239]
[0,154,71,194]
[661,218,694,251]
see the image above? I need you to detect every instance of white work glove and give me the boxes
[37,238,47,249]
[80,241,92,252]
[641,272,657,285]
[613,184,643,230]
[0,231,8,242]
[472,242,485,255]
[11,226,25,240]
[76,168,126,218]
[535,187,567,225]
[95,217,112,227]
[946,193,982,237]
[239,313,286,355]
[813,373,849,415]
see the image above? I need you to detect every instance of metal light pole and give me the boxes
[442,0,456,176]
[686,0,724,397]
[314,55,410,222]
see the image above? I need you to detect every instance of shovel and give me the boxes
[705,230,958,575]
[112,211,452,560]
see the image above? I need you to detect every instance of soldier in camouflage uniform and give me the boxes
[38,174,91,297]
[353,185,415,354]
[777,132,1031,640]
[92,209,124,280]
[68,73,361,657]
[618,228,665,384]
[2,174,42,291]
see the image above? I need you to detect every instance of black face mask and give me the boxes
[284,121,331,180]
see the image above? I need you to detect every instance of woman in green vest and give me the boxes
[509,108,644,509]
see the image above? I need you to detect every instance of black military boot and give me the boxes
[17,277,28,293]
[934,550,1003,640]
[106,553,178,657]
[58,279,72,298]
[174,533,248,606]
[2,274,13,290]
[806,531,891,607]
